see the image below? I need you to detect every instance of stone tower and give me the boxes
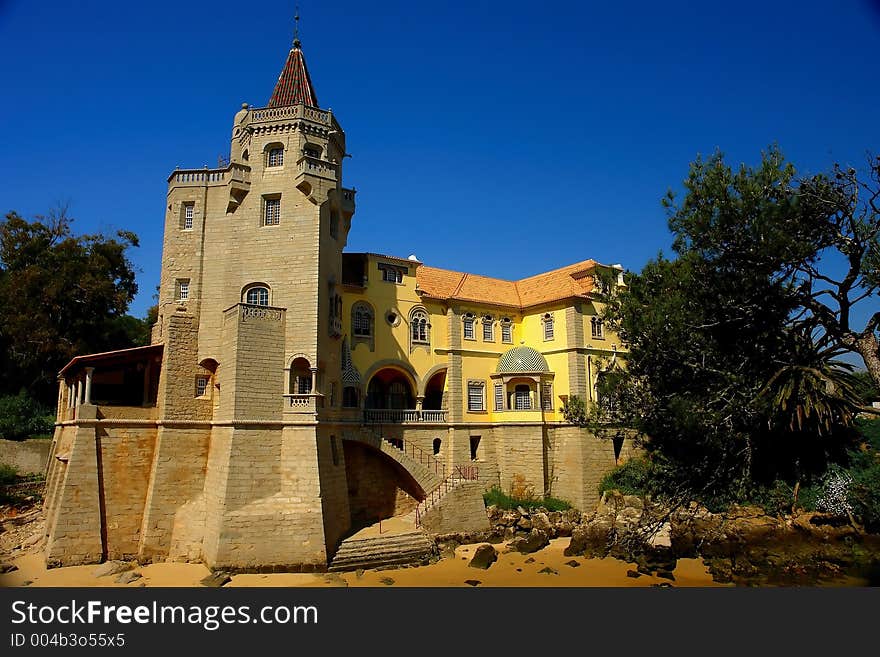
[149,31,357,568]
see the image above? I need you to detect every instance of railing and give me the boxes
[169,162,252,187]
[414,464,481,527]
[248,104,332,126]
[364,409,448,424]
[240,304,283,321]
[283,394,321,411]
[298,155,337,180]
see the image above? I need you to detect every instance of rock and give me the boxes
[516,506,528,516]
[565,519,614,557]
[626,569,641,578]
[200,571,231,587]
[516,517,533,530]
[648,523,673,549]
[531,512,551,533]
[379,577,395,586]
[355,569,365,579]
[516,568,523,572]
[525,557,535,564]
[652,582,673,588]
[323,573,348,587]
[468,544,498,570]
[501,512,519,527]
[22,580,33,586]
[509,529,550,554]
[464,579,482,587]
[0,563,18,574]
[538,566,558,575]
[21,533,41,548]
[623,495,645,511]
[93,561,133,578]
[115,571,142,584]
[564,560,581,568]
[616,507,642,525]
[555,521,575,538]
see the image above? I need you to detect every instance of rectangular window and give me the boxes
[268,148,284,167]
[183,203,194,230]
[469,435,482,461]
[195,376,209,397]
[176,279,190,301]
[467,382,484,412]
[592,318,604,339]
[494,383,504,411]
[463,318,475,340]
[542,383,553,411]
[501,321,512,343]
[515,387,531,410]
[544,317,554,340]
[264,197,280,226]
[482,319,494,342]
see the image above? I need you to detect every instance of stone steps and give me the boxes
[329,531,437,572]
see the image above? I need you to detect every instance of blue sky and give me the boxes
[1,0,878,331]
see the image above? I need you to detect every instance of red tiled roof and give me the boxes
[416,259,600,310]
[268,40,319,108]
[59,344,164,377]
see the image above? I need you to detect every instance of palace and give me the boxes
[43,30,636,570]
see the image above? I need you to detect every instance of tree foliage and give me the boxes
[0,207,142,403]
[601,148,874,504]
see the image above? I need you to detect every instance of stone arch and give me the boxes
[364,361,418,410]
[418,363,449,397]
[362,359,419,393]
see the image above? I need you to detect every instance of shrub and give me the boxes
[0,391,55,440]
[598,457,657,496]
[0,463,18,486]
[482,485,572,511]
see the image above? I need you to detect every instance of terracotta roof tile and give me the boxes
[268,41,319,108]
[416,259,599,309]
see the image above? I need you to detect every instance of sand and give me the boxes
[0,538,725,588]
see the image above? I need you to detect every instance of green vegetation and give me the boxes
[483,486,572,512]
[0,391,54,440]
[0,463,17,486]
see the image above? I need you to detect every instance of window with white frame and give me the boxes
[264,197,280,226]
[542,313,554,340]
[501,318,512,343]
[494,383,504,411]
[411,308,429,344]
[245,286,269,306]
[591,317,604,339]
[267,147,284,167]
[514,384,532,410]
[176,279,190,302]
[467,381,485,412]
[482,315,494,342]
[463,313,475,340]
[183,203,194,230]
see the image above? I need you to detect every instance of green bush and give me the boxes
[482,486,572,511]
[598,457,658,496]
[0,462,18,486]
[0,391,54,440]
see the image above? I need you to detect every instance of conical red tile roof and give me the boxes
[268,40,319,108]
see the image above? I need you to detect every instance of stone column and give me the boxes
[310,367,318,394]
[74,379,82,408]
[84,368,94,405]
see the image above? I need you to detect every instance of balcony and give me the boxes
[283,394,323,413]
[363,409,448,424]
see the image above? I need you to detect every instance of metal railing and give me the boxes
[414,464,480,527]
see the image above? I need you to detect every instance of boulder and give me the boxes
[468,544,498,570]
[538,566,558,575]
[516,516,533,530]
[647,522,673,549]
[565,518,613,557]
[531,512,551,533]
[623,495,645,511]
[379,577,395,586]
[464,579,482,587]
[509,529,550,554]
[0,563,18,574]
[93,561,133,578]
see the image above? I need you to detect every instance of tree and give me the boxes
[0,207,140,403]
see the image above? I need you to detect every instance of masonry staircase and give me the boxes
[328,531,438,572]
[341,428,446,495]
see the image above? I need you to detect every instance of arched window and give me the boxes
[244,285,269,306]
[352,302,373,337]
[514,384,532,410]
[482,315,494,342]
[289,357,312,395]
[411,308,429,344]
[591,317,604,339]
[500,317,513,343]
[433,438,442,455]
[388,381,409,409]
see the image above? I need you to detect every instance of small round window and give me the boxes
[386,311,400,326]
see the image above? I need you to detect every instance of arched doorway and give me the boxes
[366,368,415,410]
[423,369,446,410]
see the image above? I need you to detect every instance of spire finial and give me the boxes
[293,5,301,48]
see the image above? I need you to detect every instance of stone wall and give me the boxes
[420,481,490,534]
[0,438,51,475]
[343,440,418,525]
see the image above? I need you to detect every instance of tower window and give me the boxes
[245,286,269,306]
[304,144,321,158]
[379,264,404,283]
[176,279,190,302]
[264,197,280,226]
[591,317,604,339]
[182,203,194,230]
[267,147,284,167]
[352,302,373,337]
[195,376,209,398]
